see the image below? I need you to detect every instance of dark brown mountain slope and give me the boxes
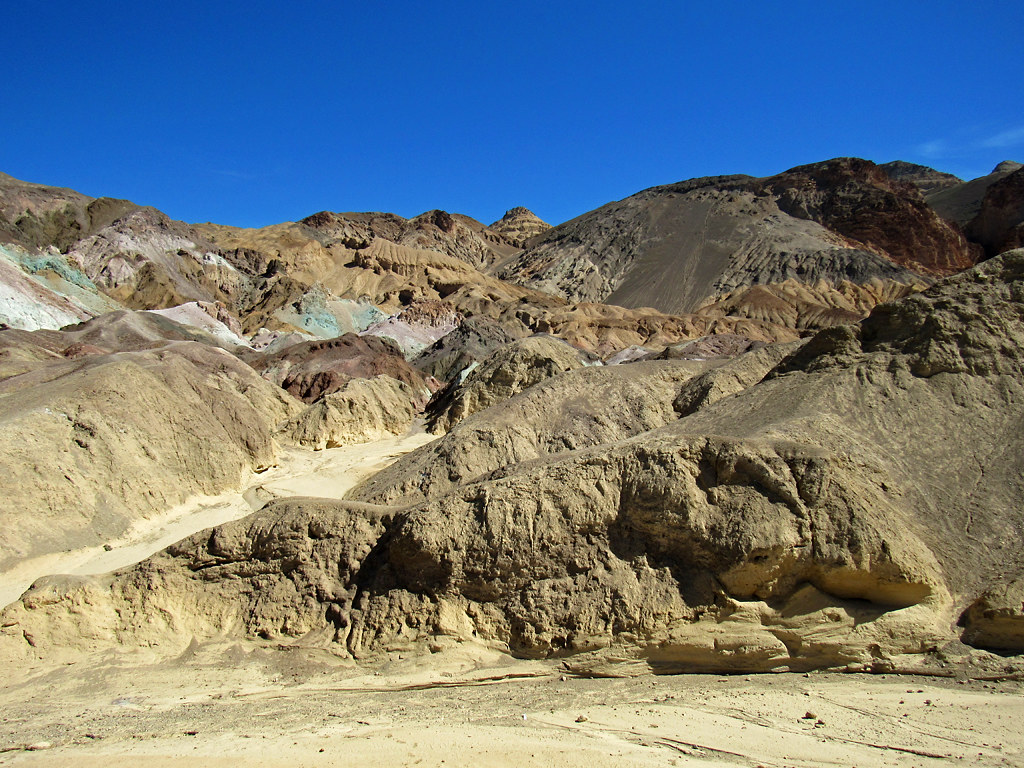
[498,158,965,316]
[879,160,961,195]
[965,164,1024,258]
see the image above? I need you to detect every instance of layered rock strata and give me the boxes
[7,252,1023,670]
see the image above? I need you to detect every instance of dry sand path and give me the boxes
[0,643,1021,767]
[0,430,437,609]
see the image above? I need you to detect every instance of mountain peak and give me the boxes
[489,207,551,248]
[993,160,1023,174]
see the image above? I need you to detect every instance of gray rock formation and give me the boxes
[412,315,530,384]
[423,335,598,434]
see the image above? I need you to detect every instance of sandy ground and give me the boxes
[0,641,1021,767]
[0,430,437,609]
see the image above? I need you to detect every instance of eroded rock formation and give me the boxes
[6,252,1023,670]
[423,335,597,434]
[0,321,301,569]
[279,376,419,450]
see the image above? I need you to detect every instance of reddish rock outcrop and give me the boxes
[763,158,980,275]
[248,333,428,404]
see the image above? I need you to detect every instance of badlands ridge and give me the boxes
[1,158,1024,764]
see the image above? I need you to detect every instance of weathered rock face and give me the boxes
[965,166,1024,258]
[8,252,1024,671]
[0,174,278,332]
[693,277,926,333]
[248,332,428,404]
[423,335,597,434]
[926,160,1023,225]
[488,207,552,248]
[879,160,962,196]
[763,158,980,275]
[0,330,302,569]
[360,299,464,358]
[148,301,250,347]
[0,172,139,252]
[0,310,245,381]
[299,209,519,271]
[507,300,805,357]
[0,243,122,331]
[960,578,1024,651]
[357,344,797,507]
[279,376,418,450]
[412,315,530,383]
[499,158,974,315]
[3,170,926,364]
[65,207,249,311]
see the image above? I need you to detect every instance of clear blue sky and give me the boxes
[3,1,1022,228]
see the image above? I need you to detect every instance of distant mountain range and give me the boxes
[1,157,1021,355]
[498,158,1024,315]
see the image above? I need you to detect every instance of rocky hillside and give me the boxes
[0,172,139,252]
[423,335,597,433]
[964,163,1024,258]
[295,208,519,271]
[0,313,302,569]
[1,166,956,369]
[7,251,1024,671]
[498,158,964,315]
[925,160,1023,225]
[879,160,961,195]
[488,207,552,248]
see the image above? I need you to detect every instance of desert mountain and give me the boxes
[964,162,1024,258]
[279,375,421,451]
[488,207,552,248]
[247,331,430,403]
[0,312,302,569]
[498,158,976,315]
[423,335,597,433]
[411,315,530,383]
[294,208,520,271]
[0,242,123,331]
[1,167,949,370]
[925,160,1023,225]
[0,172,139,252]
[878,160,962,195]
[9,251,1024,670]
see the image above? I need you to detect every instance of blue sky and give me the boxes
[3,1,1022,228]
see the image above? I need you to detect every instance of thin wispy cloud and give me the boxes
[916,139,949,158]
[979,126,1024,149]
[210,169,259,181]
